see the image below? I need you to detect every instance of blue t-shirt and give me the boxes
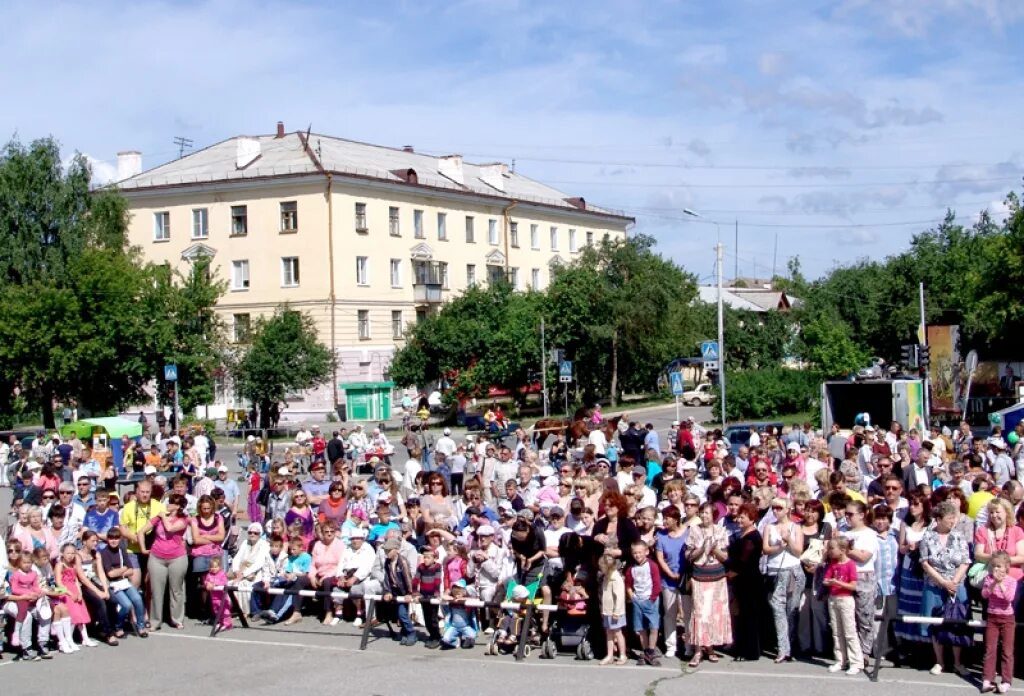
[283,552,311,575]
[654,528,689,590]
[369,521,400,543]
[84,508,120,537]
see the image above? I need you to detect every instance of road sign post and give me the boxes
[670,372,684,422]
[164,364,179,432]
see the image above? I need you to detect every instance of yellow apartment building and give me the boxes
[117,122,633,421]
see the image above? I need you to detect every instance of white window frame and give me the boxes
[357,310,370,340]
[440,262,449,289]
[280,201,298,232]
[281,256,300,287]
[531,268,541,290]
[231,259,250,291]
[191,208,208,239]
[389,206,400,236]
[569,228,577,252]
[510,267,520,290]
[530,224,539,249]
[355,202,368,233]
[510,221,519,248]
[466,264,477,287]
[550,226,559,251]
[437,212,447,241]
[413,209,424,239]
[391,310,403,339]
[356,256,369,286]
[390,258,402,288]
[488,219,499,245]
[465,216,475,243]
[153,211,170,241]
[230,205,248,236]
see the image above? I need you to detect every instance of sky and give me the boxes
[2,0,1022,282]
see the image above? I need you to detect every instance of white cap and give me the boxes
[443,428,451,435]
[143,465,157,475]
[217,465,228,473]
[277,466,292,476]
[247,435,255,442]
[378,492,393,505]
[477,524,495,536]
[672,420,680,427]
[350,528,368,539]
[681,460,698,471]
[538,465,555,478]
[786,442,800,452]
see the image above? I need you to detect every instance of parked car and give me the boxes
[723,421,785,456]
[680,383,715,407]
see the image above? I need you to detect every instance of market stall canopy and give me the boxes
[60,417,143,440]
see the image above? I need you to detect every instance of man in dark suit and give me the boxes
[902,444,934,493]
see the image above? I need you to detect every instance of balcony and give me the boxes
[413,282,443,304]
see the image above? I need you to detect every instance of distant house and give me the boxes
[696,286,800,312]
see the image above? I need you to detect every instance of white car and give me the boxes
[681,383,715,406]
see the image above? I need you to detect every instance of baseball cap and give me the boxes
[550,506,565,518]
[517,509,535,521]
[277,466,292,476]
[477,524,495,536]
[217,465,228,473]
[377,492,393,505]
[443,428,451,435]
[350,528,368,539]
[672,420,680,427]
[632,465,647,476]
[786,442,800,452]
[681,460,698,471]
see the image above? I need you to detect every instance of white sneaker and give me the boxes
[846,667,862,676]
[59,643,75,655]
[353,617,363,628]
[828,663,844,673]
[328,616,340,627]
[930,664,943,675]
[483,627,495,635]
[81,637,99,648]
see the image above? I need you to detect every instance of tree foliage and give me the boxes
[232,309,334,428]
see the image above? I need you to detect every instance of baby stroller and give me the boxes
[486,579,542,656]
[540,567,594,660]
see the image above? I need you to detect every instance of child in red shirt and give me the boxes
[823,537,863,675]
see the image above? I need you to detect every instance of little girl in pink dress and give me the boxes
[55,543,98,648]
[204,556,232,631]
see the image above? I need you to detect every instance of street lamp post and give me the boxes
[684,209,726,428]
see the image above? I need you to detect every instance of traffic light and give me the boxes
[900,344,919,369]
[918,344,930,371]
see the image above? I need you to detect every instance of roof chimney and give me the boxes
[276,121,285,138]
[402,145,414,153]
[116,151,142,181]
[236,137,261,169]
[438,154,464,186]
[479,163,508,192]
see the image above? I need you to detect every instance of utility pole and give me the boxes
[717,242,726,427]
[919,282,930,423]
[771,232,779,279]
[540,318,549,417]
[734,219,739,282]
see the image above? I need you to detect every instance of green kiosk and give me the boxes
[340,381,395,421]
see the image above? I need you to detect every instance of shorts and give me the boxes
[631,597,659,632]
[603,613,626,630]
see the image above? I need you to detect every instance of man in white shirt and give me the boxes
[490,447,519,503]
[587,426,607,455]
[680,460,707,502]
[804,448,827,497]
[747,426,761,449]
[193,428,210,467]
[435,428,456,458]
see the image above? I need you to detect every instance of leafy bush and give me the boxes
[722,367,822,421]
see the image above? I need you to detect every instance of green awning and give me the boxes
[60,417,143,440]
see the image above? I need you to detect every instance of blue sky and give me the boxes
[2,0,1022,281]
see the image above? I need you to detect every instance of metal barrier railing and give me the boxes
[209,584,558,662]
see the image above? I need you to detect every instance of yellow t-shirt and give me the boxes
[119,498,166,552]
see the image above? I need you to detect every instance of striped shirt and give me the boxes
[413,562,443,596]
[874,530,899,596]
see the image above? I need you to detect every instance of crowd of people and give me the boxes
[4,415,1024,690]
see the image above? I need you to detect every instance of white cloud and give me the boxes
[758,51,787,76]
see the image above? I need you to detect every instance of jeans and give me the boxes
[395,603,415,636]
[112,586,147,631]
[442,623,477,646]
[769,567,805,658]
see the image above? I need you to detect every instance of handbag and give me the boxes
[967,561,989,589]
[799,538,824,566]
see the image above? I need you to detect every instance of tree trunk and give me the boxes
[40,388,56,430]
[259,398,272,430]
[610,329,619,407]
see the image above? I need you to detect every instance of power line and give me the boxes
[542,175,1023,190]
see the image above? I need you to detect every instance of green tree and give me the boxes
[798,309,868,378]
[232,309,334,429]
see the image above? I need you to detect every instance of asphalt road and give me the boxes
[0,619,988,696]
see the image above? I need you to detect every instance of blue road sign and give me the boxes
[670,372,685,396]
[700,341,719,361]
[559,360,573,383]
[164,364,178,381]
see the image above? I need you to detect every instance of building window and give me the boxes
[437,212,447,241]
[233,313,251,343]
[550,226,559,250]
[231,260,250,290]
[281,257,300,287]
[440,262,449,289]
[466,264,477,287]
[358,310,370,340]
[488,219,498,245]
[153,211,170,241]
[228,205,246,236]
[487,264,505,285]
[279,201,298,232]
[392,310,403,339]
[389,206,400,236]
[569,228,577,252]
[530,224,539,249]
[416,309,427,324]
[390,259,402,287]
[465,216,475,243]
[191,208,208,239]
[413,209,424,239]
[531,268,541,290]
[509,267,520,290]
[586,230,594,247]
[356,256,369,286]
[510,221,519,248]
[355,202,368,233]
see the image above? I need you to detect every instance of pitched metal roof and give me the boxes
[116,131,632,220]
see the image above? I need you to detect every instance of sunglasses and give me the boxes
[42,495,55,500]
[884,485,901,491]
[772,505,785,510]
[247,531,260,536]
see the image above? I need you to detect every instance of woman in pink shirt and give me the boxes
[139,493,190,629]
[303,520,347,625]
[975,499,1024,581]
